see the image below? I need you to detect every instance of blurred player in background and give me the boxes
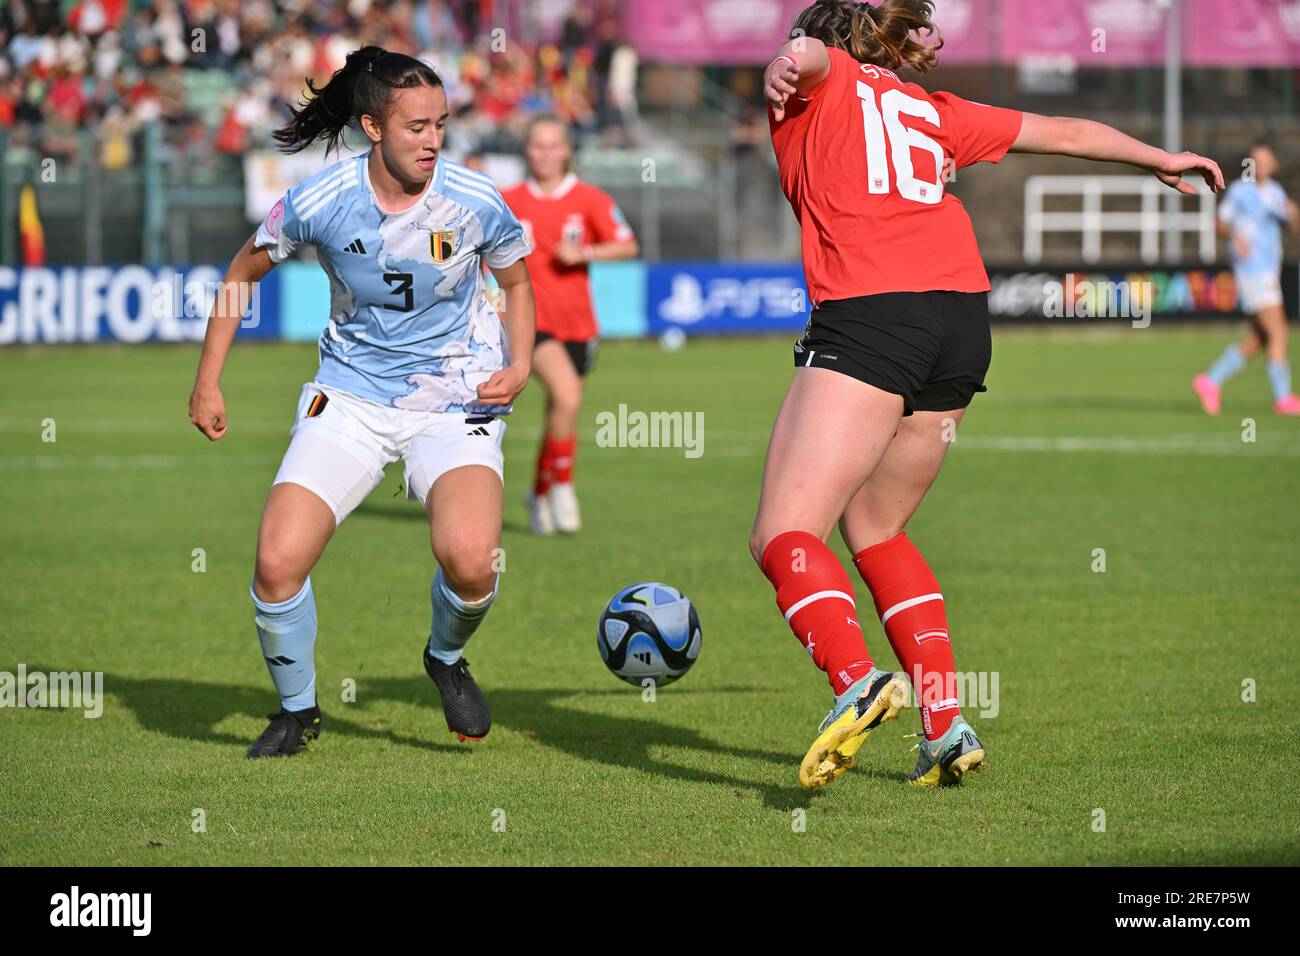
[504,116,639,535]
[188,47,534,756]
[1194,140,1300,415]
[754,0,1223,789]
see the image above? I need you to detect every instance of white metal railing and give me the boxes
[1023,175,1217,264]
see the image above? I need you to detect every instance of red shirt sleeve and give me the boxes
[931,91,1023,169]
[586,187,634,244]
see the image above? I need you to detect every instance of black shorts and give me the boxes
[793,291,991,415]
[535,331,598,377]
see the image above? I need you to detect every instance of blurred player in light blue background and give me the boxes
[1195,140,1300,415]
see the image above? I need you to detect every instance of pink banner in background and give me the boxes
[998,0,1166,64]
[623,0,1300,67]
[1186,0,1300,66]
[930,0,993,64]
[624,0,809,65]
[623,0,992,66]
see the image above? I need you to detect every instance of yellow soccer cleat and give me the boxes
[905,720,986,788]
[799,669,910,789]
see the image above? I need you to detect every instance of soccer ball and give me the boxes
[597,582,702,687]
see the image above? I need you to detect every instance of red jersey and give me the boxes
[769,47,1023,305]
[502,174,634,340]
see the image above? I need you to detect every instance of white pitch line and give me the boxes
[0,453,278,471]
[3,434,1298,473]
[0,418,290,435]
[954,435,1300,457]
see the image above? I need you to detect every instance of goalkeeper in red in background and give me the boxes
[503,116,639,535]
[757,0,1223,789]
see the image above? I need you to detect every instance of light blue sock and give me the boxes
[1268,359,1292,401]
[427,567,497,665]
[1207,344,1247,386]
[251,577,317,711]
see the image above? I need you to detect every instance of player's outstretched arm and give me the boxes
[1010,113,1225,196]
[188,234,276,441]
[764,37,832,121]
[556,237,640,266]
[477,258,536,408]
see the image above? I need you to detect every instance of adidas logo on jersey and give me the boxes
[343,238,367,254]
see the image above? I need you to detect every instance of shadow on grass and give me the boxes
[487,685,825,810]
[64,665,825,810]
[73,670,465,756]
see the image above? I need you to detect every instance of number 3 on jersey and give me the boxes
[857,81,946,205]
[383,272,414,311]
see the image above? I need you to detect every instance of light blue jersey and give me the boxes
[254,151,531,414]
[1219,177,1291,282]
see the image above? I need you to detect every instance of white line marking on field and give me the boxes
[4,433,1298,473]
[956,435,1300,457]
[0,418,289,435]
[0,453,277,470]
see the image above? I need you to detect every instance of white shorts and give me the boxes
[1237,272,1284,315]
[273,382,507,524]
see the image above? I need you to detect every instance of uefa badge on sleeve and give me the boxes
[265,198,284,238]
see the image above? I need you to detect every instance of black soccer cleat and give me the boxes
[246,704,321,758]
[423,646,491,741]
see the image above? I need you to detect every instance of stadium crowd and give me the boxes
[0,0,639,175]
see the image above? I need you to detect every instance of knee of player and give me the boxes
[253,549,308,603]
[551,387,583,418]
[747,528,770,567]
[437,547,497,596]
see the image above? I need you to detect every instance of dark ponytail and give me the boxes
[272,45,444,155]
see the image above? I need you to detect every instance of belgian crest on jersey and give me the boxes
[430,229,456,263]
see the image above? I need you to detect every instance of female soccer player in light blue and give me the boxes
[188,47,535,756]
[1195,140,1300,416]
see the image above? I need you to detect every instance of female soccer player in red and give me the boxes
[503,116,639,535]
[755,0,1223,789]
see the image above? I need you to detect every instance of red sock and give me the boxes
[853,532,961,740]
[533,437,554,497]
[548,434,577,485]
[760,531,874,696]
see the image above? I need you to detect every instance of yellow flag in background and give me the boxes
[19,182,45,267]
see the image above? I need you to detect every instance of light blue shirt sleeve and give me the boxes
[254,186,315,262]
[478,198,531,270]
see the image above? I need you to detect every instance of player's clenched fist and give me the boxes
[476,363,530,407]
[189,381,228,440]
[765,55,799,122]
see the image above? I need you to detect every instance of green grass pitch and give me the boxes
[2,327,1298,866]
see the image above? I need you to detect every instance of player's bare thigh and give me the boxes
[253,483,336,603]
[838,408,966,554]
[533,338,584,437]
[748,367,904,563]
[425,464,503,601]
